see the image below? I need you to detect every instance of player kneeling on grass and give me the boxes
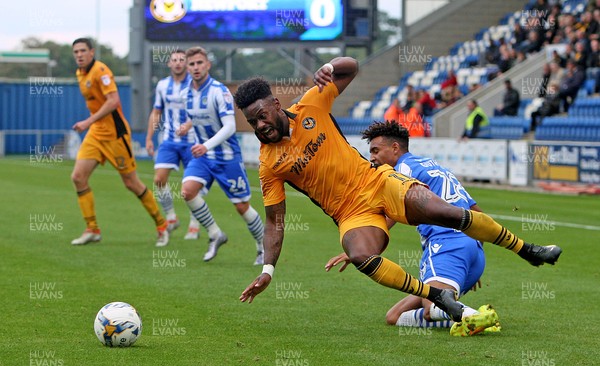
[235,57,562,323]
[325,121,503,336]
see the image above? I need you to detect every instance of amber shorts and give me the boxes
[337,167,425,243]
[77,134,136,174]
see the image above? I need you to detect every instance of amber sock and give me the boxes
[459,209,524,253]
[77,188,98,230]
[138,188,166,228]
[356,255,431,298]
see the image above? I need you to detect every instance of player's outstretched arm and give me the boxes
[240,200,286,303]
[313,57,358,95]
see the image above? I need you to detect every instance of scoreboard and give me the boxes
[146,0,344,42]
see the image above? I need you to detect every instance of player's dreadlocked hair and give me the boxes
[361,121,410,150]
[234,77,273,110]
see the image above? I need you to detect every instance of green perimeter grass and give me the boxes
[1,157,599,365]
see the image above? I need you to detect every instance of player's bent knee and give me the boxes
[181,188,196,202]
[234,202,250,215]
[71,172,88,187]
[385,309,399,325]
[348,252,373,266]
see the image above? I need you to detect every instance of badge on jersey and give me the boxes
[101,75,111,86]
[223,92,233,104]
[302,117,316,130]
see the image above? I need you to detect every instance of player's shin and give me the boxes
[138,187,166,228]
[356,255,431,297]
[156,185,175,219]
[356,255,463,321]
[186,194,221,238]
[77,187,98,230]
[242,206,265,252]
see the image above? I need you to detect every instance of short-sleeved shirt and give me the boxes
[182,76,240,161]
[258,83,389,224]
[153,73,196,143]
[76,60,130,141]
[395,152,477,245]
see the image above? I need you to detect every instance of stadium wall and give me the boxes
[0,79,297,155]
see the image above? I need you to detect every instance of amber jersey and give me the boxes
[258,83,390,223]
[76,60,130,140]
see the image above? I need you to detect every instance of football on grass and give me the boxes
[94,302,142,347]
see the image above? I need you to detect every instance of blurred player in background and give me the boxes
[177,46,264,264]
[145,49,200,241]
[234,57,561,323]
[326,121,500,336]
[70,38,168,246]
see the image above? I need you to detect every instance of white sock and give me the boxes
[429,302,478,321]
[396,308,452,328]
[188,215,199,228]
[242,206,264,252]
[156,186,176,219]
[186,195,220,238]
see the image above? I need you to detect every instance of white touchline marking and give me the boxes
[490,214,600,231]
[8,159,600,231]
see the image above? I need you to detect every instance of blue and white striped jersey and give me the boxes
[153,73,195,143]
[182,76,241,161]
[395,152,477,246]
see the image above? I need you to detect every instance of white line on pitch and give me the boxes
[490,214,600,231]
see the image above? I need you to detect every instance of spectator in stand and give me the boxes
[562,27,578,50]
[497,45,515,73]
[576,11,594,34]
[587,0,600,13]
[583,11,600,39]
[573,40,589,70]
[551,49,567,68]
[575,28,590,50]
[548,60,566,87]
[400,84,417,113]
[384,98,404,123]
[494,79,520,116]
[587,39,600,68]
[417,88,436,116]
[513,23,528,47]
[485,38,505,65]
[518,30,543,54]
[591,9,600,41]
[531,82,561,131]
[558,58,585,112]
[461,99,489,139]
[531,0,549,14]
[543,4,562,41]
[539,63,551,98]
[402,102,429,138]
[544,12,561,45]
[440,70,458,106]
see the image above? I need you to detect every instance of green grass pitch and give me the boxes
[2,157,599,365]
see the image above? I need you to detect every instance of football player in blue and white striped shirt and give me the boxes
[146,49,200,243]
[177,46,264,265]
